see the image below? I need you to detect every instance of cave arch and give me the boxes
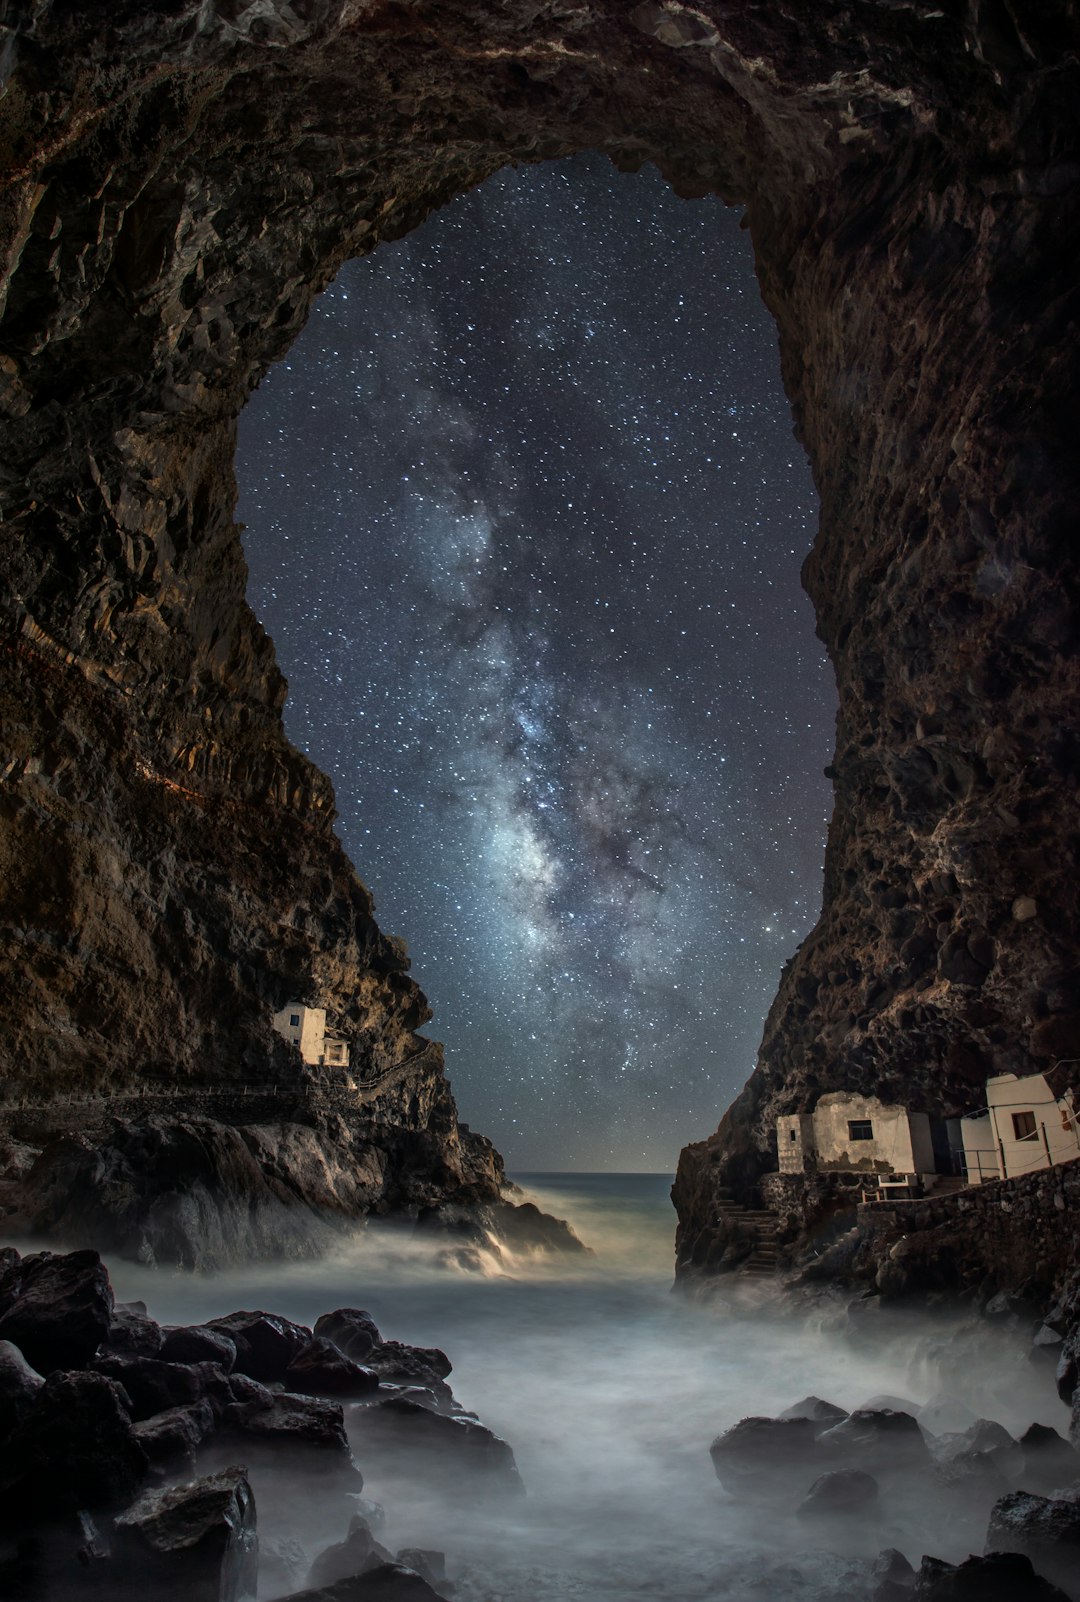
[1,5,1077,1266]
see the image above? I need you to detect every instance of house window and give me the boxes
[789,1129,798,1142]
[848,1120,874,1141]
[1012,1111,1037,1141]
[290,1013,300,1027]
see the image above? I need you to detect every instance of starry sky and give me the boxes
[237,154,837,1171]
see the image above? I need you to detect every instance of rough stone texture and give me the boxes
[986,1491,1080,1600]
[347,1396,522,1495]
[0,5,1077,1270]
[851,1160,1080,1307]
[113,1466,258,1602]
[916,1552,1071,1602]
[0,1247,113,1372]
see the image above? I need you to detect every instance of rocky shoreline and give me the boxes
[3,1240,1080,1602]
[0,1095,586,1272]
[0,1245,521,1601]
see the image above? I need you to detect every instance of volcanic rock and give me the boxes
[915,1552,1070,1602]
[0,1369,148,1520]
[0,1249,113,1373]
[709,1416,820,1491]
[819,1409,931,1471]
[113,1466,258,1602]
[797,1468,879,1517]
[208,1311,313,1383]
[94,1354,233,1421]
[315,1311,382,1366]
[934,1419,1022,1477]
[161,1324,239,1371]
[348,1397,522,1495]
[216,1392,361,1478]
[284,1337,380,1401]
[105,1301,165,1358]
[778,1396,848,1431]
[0,1337,44,1436]
[306,1514,391,1591]
[395,1552,446,1590]
[986,1491,1080,1600]
[279,1567,447,1602]
[871,1548,916,1602]
[132,1399,217,1477]
[1019,1424,1080,1495]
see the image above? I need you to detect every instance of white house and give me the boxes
[777,1092,942,1189]
[271,1003,349,1069]
[960,1071,1080,1184]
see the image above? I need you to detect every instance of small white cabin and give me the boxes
[271,1003,349,1069]
[961,1071,1080,1184]
[778,1092,939,1181]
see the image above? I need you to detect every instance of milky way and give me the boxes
[237,155,836,1170]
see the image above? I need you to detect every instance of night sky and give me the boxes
[237,154,836,1171]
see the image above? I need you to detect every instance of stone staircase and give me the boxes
[715,1188,782,1276]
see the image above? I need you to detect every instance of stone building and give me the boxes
[776,1092,959,1197]
[271,1004,349,1069]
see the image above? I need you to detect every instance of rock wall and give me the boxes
[1,4,1078,1264]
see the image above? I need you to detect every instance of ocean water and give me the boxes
[103,1173,1065,1602]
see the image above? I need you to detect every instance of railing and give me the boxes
[0,1042,441,1121]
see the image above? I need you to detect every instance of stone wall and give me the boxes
[857,1156,1080,1303]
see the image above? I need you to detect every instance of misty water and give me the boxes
[107,1175,1063,1602]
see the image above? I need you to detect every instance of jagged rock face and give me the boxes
[1,5,1078,1262]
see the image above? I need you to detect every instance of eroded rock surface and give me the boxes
[0,5,1076,1270]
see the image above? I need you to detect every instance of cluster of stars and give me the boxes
[237,154,836,1171]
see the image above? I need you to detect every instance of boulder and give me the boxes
[133,1399,217,1478]
[935,1419,1021,1476]
[778,1396,847,1432]
[228,1372,275,1408]
[106,1301,164,1358]
[315,1311,382,1366]
[277,1565,447,1601]
[208,1312,313,1383]
[113,1465,258,1602]
[95,1354,233,1421]
[915,1552,1070,1601]
[216,1393,362,1484]
[0,1369,147,1520]
[1019,1424,1080,1495]
[933,1449,1011,1503]
[361,1342,455,1408]
[861,1393,923,1416]
[709,1415,820,1490]
[871,1547,916,1602]
[306,1514,391,1590]
[284,1338,380,1401]
[819,1409,930,1470]
[797,1468,879,1517]
[348,1397,522,1495]
[0,1249,113,1373]
[161,1324,239,1371]
[0,1337,44,1436]
[987,1490,1080,1599]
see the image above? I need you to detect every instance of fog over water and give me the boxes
[108,1175,1064,1602]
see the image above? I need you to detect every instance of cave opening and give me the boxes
[236,153,837,1172]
